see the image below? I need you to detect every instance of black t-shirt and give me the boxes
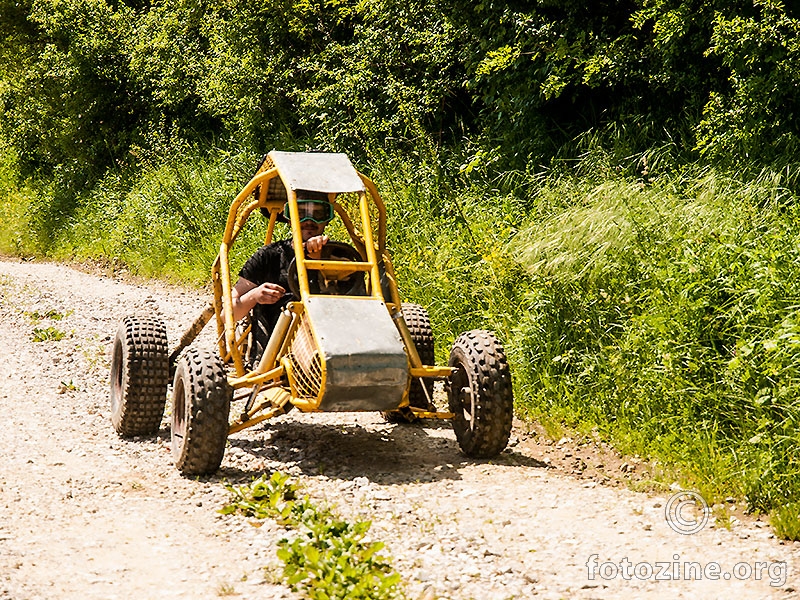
[238,239,297,364]
[239,238,295,291]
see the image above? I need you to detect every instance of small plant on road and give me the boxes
[215,581,236,596]
[25,309,70,321]
[221,472,404,600]
[26,309,71,342]
[31,326,67,342]
[58,380,78,393]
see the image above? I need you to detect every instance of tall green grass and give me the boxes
[0,145,41,254]
[505,167,800,513]
[0,144,267,282]
[4,143,800,528]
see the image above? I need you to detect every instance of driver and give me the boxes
[231,190,333,362]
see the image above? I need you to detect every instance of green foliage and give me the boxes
[293,0,469,155]
[31,326,66,342]
[58,379,78,392]
[506,164,800,512]
[32,144,259,282]
[222,473,403,600]
[0,144,41,254]
[26,308,68,321]
[770,501,800,541]
[215,582,237,597]
[2,0,141,175]
[25,304,71,342]
[3,0,800,175]
[452,0,724,165]
[697,0,800,162]
[278,518,401,600]
[221,471,299,523]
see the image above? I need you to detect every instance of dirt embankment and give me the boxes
[0,258,797,600]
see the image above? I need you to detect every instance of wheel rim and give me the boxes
[110,338,124,413]
[452,361,476,432]
[171,377,187,458]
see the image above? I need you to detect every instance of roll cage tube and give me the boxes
[213,165,397,376]
[215,168,285,375]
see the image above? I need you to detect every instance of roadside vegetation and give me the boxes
[3,0,800,537]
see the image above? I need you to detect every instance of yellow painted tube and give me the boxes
[410,366,455,378]
[302,260,372,273]
[284,190,312,299]
[257,309,294,372]
[228,365,284,389]
[357,192,383,300]
[218,240,243,374]
[228,387,293,434]
[410,409,456,420]
[358,174,387,254]
[392,311,423,368]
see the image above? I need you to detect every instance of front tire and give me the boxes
[171,347,232,476]
[110,316,170,437]
[447,330,513,457]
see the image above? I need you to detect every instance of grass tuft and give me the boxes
[770,502,800,541]
[31,326,67,342]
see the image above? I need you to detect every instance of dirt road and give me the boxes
[0,259,797,599]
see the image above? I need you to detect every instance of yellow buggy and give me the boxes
[109,151,514,475]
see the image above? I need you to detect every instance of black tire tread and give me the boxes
[110,316,170,437]
[447,329,513,457]
[171,348,232,476]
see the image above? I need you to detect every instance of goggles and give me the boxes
[283,199,334,224]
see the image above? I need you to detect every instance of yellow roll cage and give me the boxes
[168,150,453,429]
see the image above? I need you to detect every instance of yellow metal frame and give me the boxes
[171,152,454,436]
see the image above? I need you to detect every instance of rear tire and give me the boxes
[383,303,435,423]
[110,316,170,437]
[171,347,232,476]
[447,330,513,457]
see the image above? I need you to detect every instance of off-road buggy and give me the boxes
[110,151,514,475]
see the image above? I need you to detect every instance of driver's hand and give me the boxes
[251,282,286,305]
[304,235,329,258]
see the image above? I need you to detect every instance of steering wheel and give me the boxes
[287,241,367,297]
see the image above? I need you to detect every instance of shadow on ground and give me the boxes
[217,415,547,485]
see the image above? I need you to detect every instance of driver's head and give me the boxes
[283,190,334,241]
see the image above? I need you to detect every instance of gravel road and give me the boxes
[0,258,798,600]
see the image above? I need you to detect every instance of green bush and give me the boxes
[0,144,40,254]
[5,0,800,178]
